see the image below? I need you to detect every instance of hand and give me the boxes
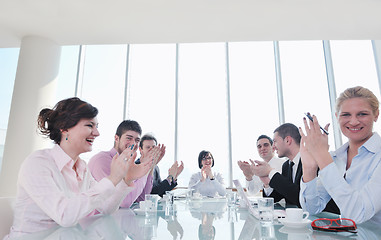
[123,155,152,185]
[124,146,162,184]
[155,144,166,165]
[259,176,270,187]
[201,166,212,181]
[300,115,333,170]
[168,161,178,177]
[203,165,214,179]
[299,126,319,182]
[108,149,137,186]
[152,144,166,166]
[237,160,255,181]
[175,161,184,180]
[108,145,151,186]
[252,160,272,177]
[141,144,164,170]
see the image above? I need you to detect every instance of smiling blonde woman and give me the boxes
[299,86,381,224]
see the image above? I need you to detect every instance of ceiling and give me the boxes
[1,0,381,48]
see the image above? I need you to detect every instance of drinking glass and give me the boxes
[144,194,159,217]
[226,191,237,207]
[258,197,274,224]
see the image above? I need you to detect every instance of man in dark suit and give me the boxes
[252,123,339,213]
[138,134,184,197]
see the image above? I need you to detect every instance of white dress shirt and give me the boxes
[188,172,226,197]
[246,156,285,196]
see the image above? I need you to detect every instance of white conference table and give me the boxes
[14,197,381,240]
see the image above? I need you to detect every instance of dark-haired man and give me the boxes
[89,120,163,207]
[137,134,184,197]
[238,134,285,196]
[252,123,339,213]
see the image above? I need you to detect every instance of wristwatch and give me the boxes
[167,175,174,183]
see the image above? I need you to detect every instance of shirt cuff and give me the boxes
[263,186,273,196]
[98,178,118,193]
[318,162,342,193]
[115,178,135,194]
[300,176,318,196]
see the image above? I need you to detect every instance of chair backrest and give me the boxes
[0,197,15,239]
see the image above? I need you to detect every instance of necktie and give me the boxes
[288,161,295,183]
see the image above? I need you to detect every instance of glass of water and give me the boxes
[257,197,274,224]
[145,194,159,218]
[226,191,237,207]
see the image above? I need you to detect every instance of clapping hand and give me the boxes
[168,161,184,181]
[299,115,332,181]
[140,144,165,169]
[237,160,255,181]
[108,144,151,186]
[155,144,166,165]
[175,161,184,180]
[168,161,178,178]
[201,165,213,181]
[124,145,163,185]
[252,160,272,177]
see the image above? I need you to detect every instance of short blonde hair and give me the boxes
[336,86,379,115]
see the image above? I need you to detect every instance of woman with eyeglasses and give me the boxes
[5,97,156,239]
[299,86,381,224]
[188,150,226,197]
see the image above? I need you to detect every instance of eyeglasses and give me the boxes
[202,156,212,160]
[311,218,357,234]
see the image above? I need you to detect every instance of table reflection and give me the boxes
[188,199,227,240]
[11,199,381,240]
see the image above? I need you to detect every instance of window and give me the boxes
[330,40,381,135]
[80,45,128,160]
[280,41,334,149]
[127,43,177,183]
[0,48,19,170]
[3,40,381,186]
[229,41,279,185]
[56,46,80,102]
[177,43,229,187]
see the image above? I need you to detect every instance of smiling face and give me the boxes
[272,132,289,159]
[201,153,214,168]
[64,117,99,156]
[257,138,274,161]
[114,130,141,154]
[337,97,379,146]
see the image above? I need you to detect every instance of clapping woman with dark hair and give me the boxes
[5,97,157,239]
[188,150,226,197]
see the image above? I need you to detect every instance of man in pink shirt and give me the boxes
[89,120,157,208]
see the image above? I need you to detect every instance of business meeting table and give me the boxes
[12,195,381,240]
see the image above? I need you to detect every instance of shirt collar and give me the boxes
[110,148,118,157]
[52,144,74,171]
[52,144,87,179]
[291,152,301,164]
[361,132,381,153]
[332,132,381,157]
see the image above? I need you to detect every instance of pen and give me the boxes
[304,113,329,135]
